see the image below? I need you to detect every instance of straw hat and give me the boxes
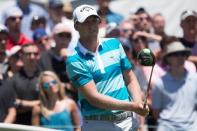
[163,41,191,58]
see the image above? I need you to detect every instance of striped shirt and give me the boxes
[66,38,134,116]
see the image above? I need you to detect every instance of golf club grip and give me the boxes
[143,65,154,109]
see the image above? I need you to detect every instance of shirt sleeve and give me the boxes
[119,42,134,70]
[152,77,163,110]
[66,57,93,88]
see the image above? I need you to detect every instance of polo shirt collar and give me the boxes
[77,40,103,56]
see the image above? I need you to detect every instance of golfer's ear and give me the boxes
[74,22,79,31]
[180,21,184,28]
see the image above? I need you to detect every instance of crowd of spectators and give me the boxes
[0,0,196,131]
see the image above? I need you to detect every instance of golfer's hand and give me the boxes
[134,103,149,117]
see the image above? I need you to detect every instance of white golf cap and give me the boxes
[181,10,197,21]
[73,4,100,23]
[4,6,23,20]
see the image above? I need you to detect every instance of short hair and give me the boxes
[21,43,39,53]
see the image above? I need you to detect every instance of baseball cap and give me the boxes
[6,45,21,57]
[4,6,23,20]
[49,0,63,8]
[73,4,100,23]
[163,41,191,58]
[52,23,72,35]
[33,28,47,42]
[181,10,197,21]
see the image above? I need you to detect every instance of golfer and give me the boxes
[66,4,149,131]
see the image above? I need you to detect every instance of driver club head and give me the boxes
[137,48,156,66]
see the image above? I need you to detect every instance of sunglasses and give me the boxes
[168,52,189,57]
[123,29,135,33]
[23,52,39,57]
[12,53,20,59]
[139,16,150,21]
[9,16,23,21]
[42,80,57,89]
[57,32,71,38]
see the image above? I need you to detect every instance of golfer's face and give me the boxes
[79,16,100,37]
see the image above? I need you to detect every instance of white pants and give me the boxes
[82,117,139,131]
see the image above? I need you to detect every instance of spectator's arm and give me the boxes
[31,105,40,126]
[16,99,40,108]
[188,55,197,66]
[70,99,81,131]
[3,107,16,123]
[134,31,162,42]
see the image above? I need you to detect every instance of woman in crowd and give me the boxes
[32,71,81,131]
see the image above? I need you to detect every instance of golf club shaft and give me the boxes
[143,65,154,108]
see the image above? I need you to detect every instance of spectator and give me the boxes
[33,28,52,52]
[179,10,197,67]
[135,7,152,32]
[0,24,16,123]
[134,8,162,56]
[0,24,8,51]
[0,24,9,81]
[16,0,49,39]
[152,13,179,53]
[48,0,79,51]
[96,0,124,24]
[7,43,40,125]
[66,4,149,131]
[128,13,140,31]
[6,45,23,78]
[63,2,73,20]
[4,6,31,50]
[30,15,47,32]
[152,41,197,131]
[32,71,81,131]
[39,23,77,102]
[152,13,166,36]
[105,22,120,38]
[119,20,135,48]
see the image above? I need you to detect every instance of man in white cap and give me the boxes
[39,22,78,102]
[0,24,9,81]
[179,10,197,67]
[152,41,197,131]
[66,4,149,131]
[4,6,31,50]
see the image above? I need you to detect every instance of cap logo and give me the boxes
[80,6,94,12]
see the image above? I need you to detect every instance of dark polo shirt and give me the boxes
[10,68,39,100]
[0,80,15,122]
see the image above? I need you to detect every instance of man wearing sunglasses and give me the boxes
[5,43,40,125]
[4,6,31,50]
[66,4,149,131]
[39,23,78,102]
[152,41,197,131]
[179,10,197,68]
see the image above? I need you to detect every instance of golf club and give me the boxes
[137,48,155,108]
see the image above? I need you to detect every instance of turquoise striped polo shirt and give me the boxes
[66,38,134,116]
